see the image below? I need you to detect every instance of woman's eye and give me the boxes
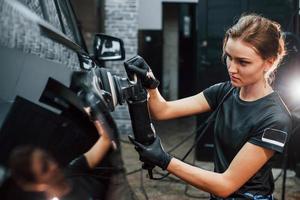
[239,61,249,66]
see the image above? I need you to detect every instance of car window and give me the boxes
[16,0,44,18]
[16,0,62,33]
[16,0,82,46]
[70,0,101,53]
[54,0,78,43]
[0,0,80,70]
[41,0,64,32]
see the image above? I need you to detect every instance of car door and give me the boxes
[0,0,105,165]
[0,0,81,112]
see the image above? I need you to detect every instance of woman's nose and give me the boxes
[227,60,238,73]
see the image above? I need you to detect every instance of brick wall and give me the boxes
[104,0,139,135]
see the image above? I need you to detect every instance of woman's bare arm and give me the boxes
[84,117,112,169]
[167,142,274,198]
[148,89,211,120]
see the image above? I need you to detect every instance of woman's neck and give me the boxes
[239,80,273,101]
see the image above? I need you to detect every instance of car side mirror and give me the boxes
[93,33,125,61]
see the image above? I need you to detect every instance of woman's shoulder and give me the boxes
[204,81,233,95]
[212,81,232,90]
[259,93,293,130]
[268,93,292,117]
[203,81,234,109]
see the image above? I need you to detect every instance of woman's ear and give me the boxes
[263,57,276,72]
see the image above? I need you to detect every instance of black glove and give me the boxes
[124,55,160,89]
[128,135,172,170]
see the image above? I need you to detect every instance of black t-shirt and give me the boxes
[61,155,106,200]
[203,82,292,198]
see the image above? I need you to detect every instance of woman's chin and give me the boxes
[230,80,240,87]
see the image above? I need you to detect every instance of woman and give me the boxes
[126,14,292,199]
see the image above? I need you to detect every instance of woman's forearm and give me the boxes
[83,120,112,168]
[167,158,235,198]
[94,121,110,139]
[148,88,169,120]
[84,136,111,169]
[148,89,211,120]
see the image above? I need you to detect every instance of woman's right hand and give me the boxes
[124,56,211,120]
[124,55,160,89]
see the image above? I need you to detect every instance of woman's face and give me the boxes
[224,37,271,88]
[30,150,64,189]
[20,150,64,192]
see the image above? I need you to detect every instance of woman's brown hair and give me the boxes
[223,13,286,83]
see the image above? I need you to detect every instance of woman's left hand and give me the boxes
[128,135,172,170]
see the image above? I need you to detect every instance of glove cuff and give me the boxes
[161,153,172,170]
[143,78,160,89]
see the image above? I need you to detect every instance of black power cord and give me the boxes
[183,152,210,199]
[140,169,149,200]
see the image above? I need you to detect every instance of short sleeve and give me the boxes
[203,81,232,110]
[66,155,91,173]
[249,114,292,153]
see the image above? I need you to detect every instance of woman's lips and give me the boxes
[230,75,239,81]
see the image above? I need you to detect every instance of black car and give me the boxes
[0,0,129,199]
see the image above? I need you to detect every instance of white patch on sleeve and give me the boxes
[261,128,287,147]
